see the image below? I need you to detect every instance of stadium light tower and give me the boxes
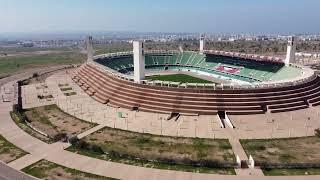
[284,36,296,66]
[200,34,206,53]
[133,41,145,83]
[86,36,94,62]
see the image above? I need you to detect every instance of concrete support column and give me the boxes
[86,36,94,62]
[200,34,206,53]
[284,36,296,66]
[133,41,145,83]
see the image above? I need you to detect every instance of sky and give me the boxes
[0,0,319,34]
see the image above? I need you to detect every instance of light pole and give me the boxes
[160,115,163,135]
[306,117,311,136]
[271,119,275,138]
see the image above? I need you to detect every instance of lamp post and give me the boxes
[306,117,311,136]
[271,119,275,138]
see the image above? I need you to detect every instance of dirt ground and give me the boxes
[24,75,52,85]
[0,135,27,163]
[23,71,62,85]
[241,137,320,164]
[84,127,235,163]
[24,105,95,139]
[0,50,73,58]
[23,160,115,180]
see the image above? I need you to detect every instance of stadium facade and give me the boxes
[72,36,320,116]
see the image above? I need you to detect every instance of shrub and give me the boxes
[108,150,121,158]
[68,136,79,145]
[90,144,104,154]
[75,140,90,149]
[219,143,232,150]
[53,133,67,142]
[136,136,151,144]
[32,73,39,78]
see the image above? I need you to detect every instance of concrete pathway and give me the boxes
[77,124,106,139]
[8,154,43,171]
[226,128,264,176]
[0,161,36,180]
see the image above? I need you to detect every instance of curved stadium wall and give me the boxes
[72,51,320,115]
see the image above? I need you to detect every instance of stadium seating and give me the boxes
[95,51,301,83]
[73,63,320,115]
[145,55,154,66]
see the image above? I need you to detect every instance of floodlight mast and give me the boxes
[200,34,206,54]
[284,36,296,66]
[86,36,94,62]
[133,41,145,83]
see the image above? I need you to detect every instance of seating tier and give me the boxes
[72,64,320,115]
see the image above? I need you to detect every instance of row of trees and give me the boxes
[94,40,320,55]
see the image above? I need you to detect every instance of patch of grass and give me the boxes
[25,108,53,126]
[66,127,236,175]
[64,92,77,96]
[10,105,96,144]
[37,95,53,100]
[263,168,320,176]
[60,87,73,91]
[0,52,85,77]
[22,159,118,179]
[135,136,151,145]
[0,135,28,163]
[44,105,55,111]
[240,137,320,164]
[10,111,53,144]
[58,83,69,87]
[278,154,296,162]
[240,140,266,151]
[145,74,212,83]
[67,146,235,175]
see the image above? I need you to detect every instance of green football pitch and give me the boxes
[145,74,212,83]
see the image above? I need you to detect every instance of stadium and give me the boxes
[72,36,319,117]
[2,35,320,179]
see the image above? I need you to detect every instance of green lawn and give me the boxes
[145,74,212,83]
[0,52,85,77]
[263,168,320,176]
[22,159,117,180]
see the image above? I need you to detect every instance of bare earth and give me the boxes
[241,137,320,164]
[0,135,27,163]
[84,127,235,163]
[24,105,96,138]
[22,160,115,180]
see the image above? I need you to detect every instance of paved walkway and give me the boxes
[8,154,43,171]
[225,128,264,176]
[0,161,36,180]
[38,71,320,140]
[1,72,320,179]
[76,124,106,139]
